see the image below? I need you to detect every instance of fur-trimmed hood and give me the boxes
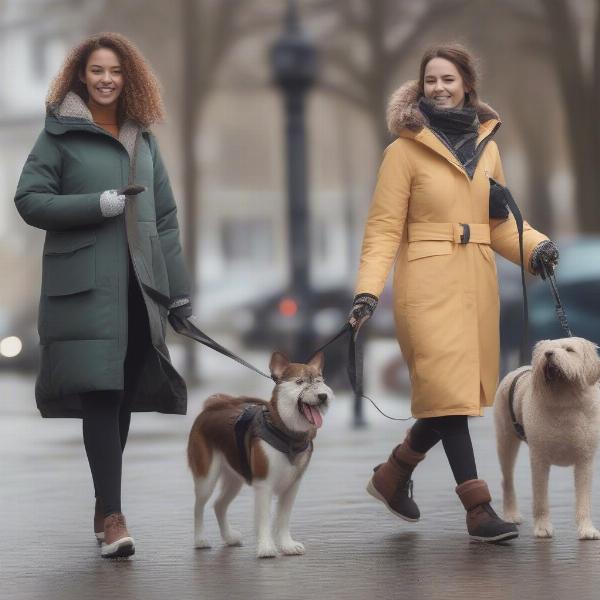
[46,91,141,159]
[386,80,500,137]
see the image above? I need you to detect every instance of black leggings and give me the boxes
[408,416,477,485]
[82,390,131,516]
[81,268,150,517]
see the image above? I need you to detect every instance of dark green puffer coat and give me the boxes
[14,92,190,418]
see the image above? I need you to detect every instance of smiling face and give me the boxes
[79,47,124,108]
[269,352,333,433]
[423,57,467,109]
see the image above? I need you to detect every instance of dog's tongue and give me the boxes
[302,403,323,428]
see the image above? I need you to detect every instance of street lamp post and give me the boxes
[270,0,318,361]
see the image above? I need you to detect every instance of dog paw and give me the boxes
[578,525,600,540]
[256,541,278,559]
[224,529,243,546]
[534,521,554,538]
[194,537,212,549]
[504,511,523,525]
[278,539,305,555]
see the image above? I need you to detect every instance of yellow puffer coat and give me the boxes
[355,82,548,418]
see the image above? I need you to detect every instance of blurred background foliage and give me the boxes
[1,0,599,395]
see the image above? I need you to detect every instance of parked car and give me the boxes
[500,236,600,374]
[234,287,353,388]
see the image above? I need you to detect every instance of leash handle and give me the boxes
[540,262,573,337]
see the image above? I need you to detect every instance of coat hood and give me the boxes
[386,80,500,137]
[45,91,142,158]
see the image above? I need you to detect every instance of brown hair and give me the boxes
[418,43,480,105]
[46,32,165,127]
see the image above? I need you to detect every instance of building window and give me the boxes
[221,218,274,265]
[31,33,66,81]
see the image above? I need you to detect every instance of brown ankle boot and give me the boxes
[456,479,518,543]
[366,433,425,522]
[94,498,104,542]
[101,512,135,558]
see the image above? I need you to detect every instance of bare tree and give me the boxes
[316,0,470,149]
[540,0,600,233]
[498,0,600,233]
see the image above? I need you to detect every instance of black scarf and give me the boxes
[418,97,481,178]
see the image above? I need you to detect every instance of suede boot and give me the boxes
[101,512,135,558]
[366,433,425,522]
[456,479,518,542]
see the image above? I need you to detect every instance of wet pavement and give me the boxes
[2,352,600,600]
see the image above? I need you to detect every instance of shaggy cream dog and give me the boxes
[495,337,600,539]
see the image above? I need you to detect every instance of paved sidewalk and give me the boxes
[2,365,600,600]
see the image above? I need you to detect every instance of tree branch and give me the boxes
[316,80,371,111]
[384,0,470,68]
[321,45,368,89]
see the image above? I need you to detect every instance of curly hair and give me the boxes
[46,32,165,127]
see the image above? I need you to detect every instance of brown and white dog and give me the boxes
[187,351,332,558]
[495,337,600,539]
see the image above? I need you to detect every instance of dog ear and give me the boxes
[307,351,325,374]
[269,351,290,381]
[586,345,600,386]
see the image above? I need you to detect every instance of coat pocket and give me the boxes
[42,231,96,296]
[405,241,456,306]
[407,240,453,262]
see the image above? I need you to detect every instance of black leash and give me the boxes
[168,313,274,381]
[490,178,529,365]
[540,262,572,337]
[309,323,413,422]
[171,309,411,421]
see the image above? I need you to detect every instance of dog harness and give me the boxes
[234,404,312,484]
[508,369,531,442]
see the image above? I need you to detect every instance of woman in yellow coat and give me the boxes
[349,44,559,542]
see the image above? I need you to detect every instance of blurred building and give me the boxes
[0,0,99,312]
[0,0,588,331]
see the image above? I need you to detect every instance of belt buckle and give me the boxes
[459,223,470,244]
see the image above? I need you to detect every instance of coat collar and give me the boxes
[386,80,501,177]
[45,91,143,160]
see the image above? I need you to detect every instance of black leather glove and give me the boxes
[117,184,147,196]
[530,240,559,279]
[348,293,378,331]
[169,301,193,320]
[168,300,192,332]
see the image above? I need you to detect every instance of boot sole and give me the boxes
[469,530,519,543]
[101,536,135,558]
[366,478,419,523]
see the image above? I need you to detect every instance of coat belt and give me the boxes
[407,222,491,245]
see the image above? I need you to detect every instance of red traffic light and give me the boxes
[279,297,298,317]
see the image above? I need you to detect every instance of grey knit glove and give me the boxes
[348,293,378,331]
[100,184,147,218]
[100,190,126,217]
[530,240,559,279]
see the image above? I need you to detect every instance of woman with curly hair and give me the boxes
[15,33,191,558]
[348,43,559,542]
